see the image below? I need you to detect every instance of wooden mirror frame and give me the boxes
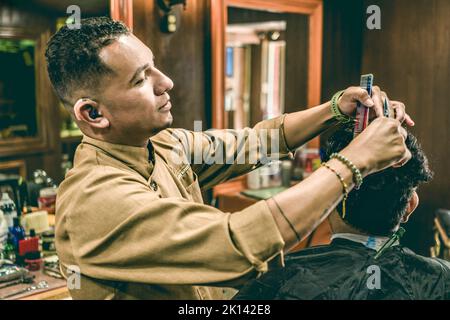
[110,0,134,30]
[210,0,323,197]
[211,0,323,145]
[0,27,54,157]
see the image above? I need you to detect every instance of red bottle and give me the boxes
[18,229,39,257]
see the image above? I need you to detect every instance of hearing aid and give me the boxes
[89,107,100,119]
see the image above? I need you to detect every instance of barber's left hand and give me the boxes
[337,86,415,126]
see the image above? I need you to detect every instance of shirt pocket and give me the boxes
[177,164,197,190]
[176,164,201,201]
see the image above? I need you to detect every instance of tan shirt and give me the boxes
[55,115,292,299]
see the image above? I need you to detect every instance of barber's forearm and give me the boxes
[267,158,356,251]
[283,102,337,150]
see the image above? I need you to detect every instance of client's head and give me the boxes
[322,125,433,236]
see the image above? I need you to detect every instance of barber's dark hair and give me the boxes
[321,125,433,236]
[45,16,129,105]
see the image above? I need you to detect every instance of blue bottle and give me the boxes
[9,217,25,252]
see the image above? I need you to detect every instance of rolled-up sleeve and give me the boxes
[63,167,285,287]
[166,115,293,190]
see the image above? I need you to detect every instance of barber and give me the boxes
[48,17,413,299]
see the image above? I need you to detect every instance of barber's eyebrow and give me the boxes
[129,63,150,84]
[128,54,156,84]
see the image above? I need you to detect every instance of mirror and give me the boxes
[0,27,54,157]
[0,38,37,139]
[225,13,287,129]
[211,0,323,143]
[210,0,323,193]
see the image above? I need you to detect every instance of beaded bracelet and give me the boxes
[330,152,363,189]
[322,163,349,219]
[331,90,354,124]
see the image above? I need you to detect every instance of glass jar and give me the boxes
[37,187,57,215]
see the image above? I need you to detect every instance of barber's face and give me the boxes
[98,34,174,137]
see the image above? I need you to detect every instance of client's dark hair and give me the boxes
[321,125,433,236]
[45,16,129,106]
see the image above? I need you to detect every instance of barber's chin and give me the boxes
[163,111,173,126]
[151,115,173,135]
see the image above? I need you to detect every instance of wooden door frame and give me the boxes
[211,0,323,135]
[110,0,134,30]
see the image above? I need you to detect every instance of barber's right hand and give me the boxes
[340,117,411,177]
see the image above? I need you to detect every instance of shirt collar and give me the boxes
[81,135,155,178]
[331,233,397,251]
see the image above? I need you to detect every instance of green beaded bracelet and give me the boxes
[331,90,354,124]
[330,152,363,189]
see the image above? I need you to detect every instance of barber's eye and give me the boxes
[135,76,147,86]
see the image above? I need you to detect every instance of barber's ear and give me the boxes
[401,191,419,223]
[73,98,109,129]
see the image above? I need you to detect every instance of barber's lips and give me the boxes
[159,101,172,112]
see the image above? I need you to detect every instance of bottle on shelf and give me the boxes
[1,234,16,262]
[61,154,73,177]
[281,160,293,188]
[0,192,17,229]
[38,187,57,215]
[19,228,40,257]
[0,208,8,250]
[9,217,26,252]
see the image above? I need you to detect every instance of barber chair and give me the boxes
[431,209,450,261]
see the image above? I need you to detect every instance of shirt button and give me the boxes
[150,180,158,191]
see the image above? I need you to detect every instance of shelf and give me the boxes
[60,135,82,144]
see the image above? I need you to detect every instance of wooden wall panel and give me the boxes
[360,0,450,254]
[319,0,364,146]
[133,0,209,130]
[321,0,364,102]
[284,13,309,113]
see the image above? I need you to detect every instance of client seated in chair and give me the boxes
[235,126,450,300]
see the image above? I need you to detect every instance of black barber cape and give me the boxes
[234,238,450,300]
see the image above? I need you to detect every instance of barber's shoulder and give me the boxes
[152,128,188,146]
[61,157,149,196]
[152,128,192,168]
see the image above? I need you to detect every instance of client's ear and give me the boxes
[401,191,419,223]
[73,98,109,129]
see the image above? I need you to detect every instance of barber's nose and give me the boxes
[155,70,174,95]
